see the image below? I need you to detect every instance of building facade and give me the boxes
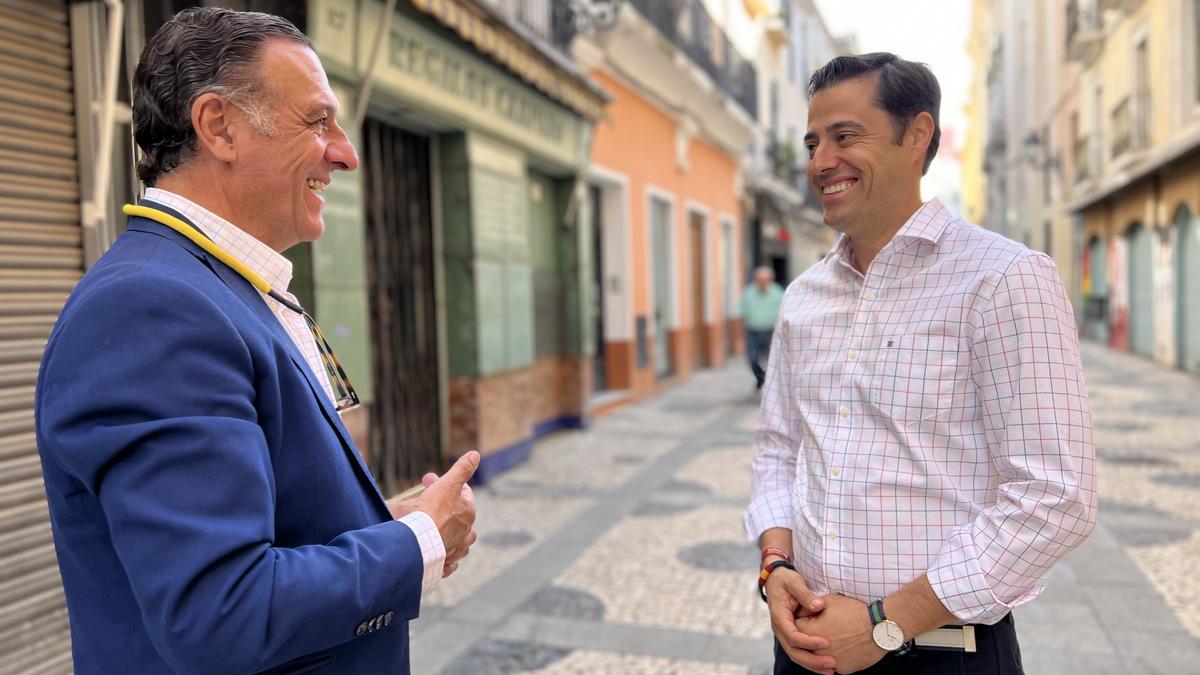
[742,0,841,287]
[1,0,608,665]
[965,0,1200,374]
[570,0,756,406]
[307,0,607,483]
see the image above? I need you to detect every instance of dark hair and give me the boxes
[808,52,941,175]
[132,7,313,185]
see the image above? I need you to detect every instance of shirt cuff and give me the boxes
[927,529,1042,624]
[397,511,446,597]
[743,493,794,543]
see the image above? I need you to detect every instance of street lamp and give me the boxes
[1022,130,1061,173]
[557,0,625,35]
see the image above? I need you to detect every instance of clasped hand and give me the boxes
[386,451,479,578]
[765,570,888,674]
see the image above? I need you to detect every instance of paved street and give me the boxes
[409,341,1200,674]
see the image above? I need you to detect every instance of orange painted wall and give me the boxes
[588,68,743,371]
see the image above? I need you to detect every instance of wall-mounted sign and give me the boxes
[310,0,585,169]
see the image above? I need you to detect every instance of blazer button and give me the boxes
[356,621,368,637]
[384,611,394,626]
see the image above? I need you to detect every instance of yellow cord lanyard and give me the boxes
[121,203,360,411]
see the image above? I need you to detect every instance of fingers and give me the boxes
[770,603,830,652]
[459,529,478,550]
[776,638,836,675]
[783,576,826,615]
[442,561,459,578]
[446,530,476,564]
[421,472,438,488]
[766,575,829,653]
[442,451,480,488]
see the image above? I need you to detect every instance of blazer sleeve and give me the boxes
[36,272,424,674]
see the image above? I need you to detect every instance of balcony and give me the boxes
[1066,0,1103,65]
[1074,135,1092,183]
[1110,90,1150,159]
[768,138,803,189]
[480,0,586,52]
[1099,0,1145,14]
[628,0,759,119]
[1111,97,1131,157]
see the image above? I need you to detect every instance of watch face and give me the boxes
[872,620,905,651]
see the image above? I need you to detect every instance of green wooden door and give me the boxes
[1178,207,1200,373]
[651,197,674,378]
[1128,223,1155,358]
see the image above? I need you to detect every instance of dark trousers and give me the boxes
[774,614,1024,675]
[746,328,773,387]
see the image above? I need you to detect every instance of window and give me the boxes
[1195,0,1200,103]
[1134,37,1149,149]
[1042,124,1052,205]
[770,80,780,136]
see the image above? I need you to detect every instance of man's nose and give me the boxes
[328,126,359,172]
[809,142,839,174]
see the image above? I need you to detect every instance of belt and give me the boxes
[913,625,977,652]
[911,613,1012,653]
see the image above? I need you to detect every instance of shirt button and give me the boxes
[828,529,838,540]
[839,406,850,419]
[847,349,858,361]
[831,466,841,478]
[863,290,876,301]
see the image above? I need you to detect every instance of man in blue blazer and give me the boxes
[35,8,477,673]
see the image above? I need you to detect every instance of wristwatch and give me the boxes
[868,599,906,652]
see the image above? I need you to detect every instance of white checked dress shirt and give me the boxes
[144,189,446,596]
[745,199,1096,624]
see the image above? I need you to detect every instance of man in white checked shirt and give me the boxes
[746,53,1096,675]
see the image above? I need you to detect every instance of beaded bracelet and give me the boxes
[760,546,792,565]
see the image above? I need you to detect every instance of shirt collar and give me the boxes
[824,198,953,270]
[144,188,294,294]
[893,198,953,243]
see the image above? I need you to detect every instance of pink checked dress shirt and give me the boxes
[745,199,1097,624]
[144,188,446,597]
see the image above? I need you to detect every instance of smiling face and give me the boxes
[804,75,925,240]
[230,39,358,251]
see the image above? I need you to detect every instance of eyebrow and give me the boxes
[804,121,867,143]
[305,104,338,118]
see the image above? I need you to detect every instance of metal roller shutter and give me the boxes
[0,0,81,671]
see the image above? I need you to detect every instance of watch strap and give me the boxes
[868,599,887,626]
[868,599,911,655]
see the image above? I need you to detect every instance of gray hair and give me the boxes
[132,7,313,185]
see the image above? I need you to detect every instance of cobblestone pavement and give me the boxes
[410,341,1200,674]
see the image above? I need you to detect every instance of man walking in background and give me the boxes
[740,265,785,389]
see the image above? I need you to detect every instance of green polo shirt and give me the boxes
[740,282,784,331]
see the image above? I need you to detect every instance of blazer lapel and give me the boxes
[127,205,391,512]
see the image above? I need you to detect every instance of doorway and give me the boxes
[690,210,709,370]
[362,119,441,493]
[589,184,606,391]
[650,195,674,378]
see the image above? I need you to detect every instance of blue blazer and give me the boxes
[36,203,423,674]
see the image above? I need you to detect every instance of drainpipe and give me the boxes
[82,0,125,247]
[354,0,399,131]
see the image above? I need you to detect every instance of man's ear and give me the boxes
[908,111,935,167]
[191,93,239,163]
